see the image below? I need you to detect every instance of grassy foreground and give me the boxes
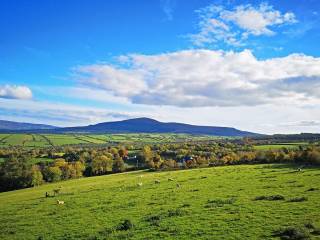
[0,164,320,239]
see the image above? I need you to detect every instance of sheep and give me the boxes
[155,180,161,184]
[297,168,302,172]
[57,200,64,205]
[137,182,143,187]
[168,178,174,181]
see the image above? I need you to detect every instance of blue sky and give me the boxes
[0,0,320,133]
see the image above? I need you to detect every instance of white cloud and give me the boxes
[161,0,175,21]
[0,85,32,100]
[75,49,320,108]
[76,65,148,97]
[0,98,139,127]
[190,2,297,46]
[1,97,320,134]
[34,86,130,105]
[279,120,320,127]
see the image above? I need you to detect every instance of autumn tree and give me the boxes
[92,155,113,175]
[30,165,43,186]
[112,156,126,173]
[44,166,62,182]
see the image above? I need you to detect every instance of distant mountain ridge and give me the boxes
[0,118,259,137]
[59,118,258,136]
[0,120,58,131]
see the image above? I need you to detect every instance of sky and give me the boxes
[0,0,320,134]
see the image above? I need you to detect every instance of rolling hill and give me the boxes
[0,120,58,131]
[0,164,319,239]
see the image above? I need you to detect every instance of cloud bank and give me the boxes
[75,49,320,108]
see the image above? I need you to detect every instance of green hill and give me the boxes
[1,164,320,239]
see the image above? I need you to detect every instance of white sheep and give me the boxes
[57,200,64,205]
[155,180,161,184]
[137,182,143,187]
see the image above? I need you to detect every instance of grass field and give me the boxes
[0,133,222,148]
[253,142,308,150]
[0,164,319,239]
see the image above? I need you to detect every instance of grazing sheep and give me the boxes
[297,168,303,172]
[155,180,161,184]
[57,200,64,205]
[168,178,174,181]
[137,182,143,187]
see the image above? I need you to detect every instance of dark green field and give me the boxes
[1,164,319,239]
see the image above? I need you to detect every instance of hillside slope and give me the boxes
[0,120,57,131]
[0,164,319,240]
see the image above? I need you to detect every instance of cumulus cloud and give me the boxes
[0,85,32,100]
[190,2,297,46]
[75,49,320,108]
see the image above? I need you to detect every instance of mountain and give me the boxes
[0,118,259,136]
[59,118,259,137]
[0,120,58,131]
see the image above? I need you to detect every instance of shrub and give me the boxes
[288,197,308,202]
[205,198,236,208]
[273,226,310,240]
[311,228,320,236]
[168,208,185,217]
[254,195,285,201]
[146,215,162,226]
[116,219,134,231]
[306,187,318,192]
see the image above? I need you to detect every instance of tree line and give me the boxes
[0,141,320,192]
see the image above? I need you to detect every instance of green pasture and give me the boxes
[253,142,308,150]
[0,164,319,239]
[0,133,222,148]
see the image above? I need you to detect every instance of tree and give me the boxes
[71,161,85,178]
[0,154,32,191]
[161,159,177,169]
[53,158,70,180]
[118,147,128,158]
[109,147,119,156]
[142,145,153,167]
[92,155,113,175]
[152,154,163,169]
[112,156,126,173]
[30,165,43,186]
[45,166,62,182]
[307,149,320,164]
